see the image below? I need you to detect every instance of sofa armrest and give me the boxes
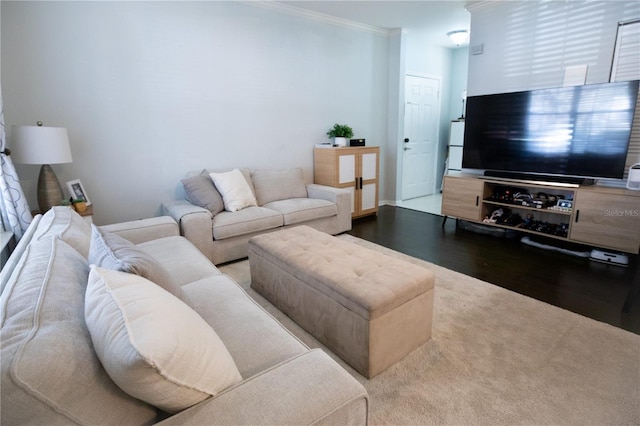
[99,216,179,244]
[162,201,214,261]
[157,349,368,426]
[307,184,352,233]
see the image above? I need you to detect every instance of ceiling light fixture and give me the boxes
[447,30,469,46]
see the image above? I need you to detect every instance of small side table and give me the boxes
[76,204,94,224]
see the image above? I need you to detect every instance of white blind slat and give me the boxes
[611,19,640,178]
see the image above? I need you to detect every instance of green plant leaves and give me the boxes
[326,123,353,139]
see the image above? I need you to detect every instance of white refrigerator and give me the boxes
[447,120,465,173]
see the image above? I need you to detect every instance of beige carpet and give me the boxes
[219,235,640,425]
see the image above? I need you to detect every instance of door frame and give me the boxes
[397,72,443,201]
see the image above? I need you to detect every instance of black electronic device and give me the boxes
[462,80,639,183]
[350,138,366,147]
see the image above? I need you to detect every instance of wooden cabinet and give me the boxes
[571,188,640,253]
[314,147,379,218]
[442,176,484,221]
[441,174,640,254]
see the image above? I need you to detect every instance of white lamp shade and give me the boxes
[11,125,73,165]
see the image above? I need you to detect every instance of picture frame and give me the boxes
[66,179,91,205]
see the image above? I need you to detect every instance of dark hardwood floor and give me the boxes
[349,205,640,336]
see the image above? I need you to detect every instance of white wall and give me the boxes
[448,47,469,121]
[2,1,390,224]
[467,1,639,95]
[401,28,467,194]
[384,30,405,204]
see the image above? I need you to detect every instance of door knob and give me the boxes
[404,147,411,151]
[404,138,410,143]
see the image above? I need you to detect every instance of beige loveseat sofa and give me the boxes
[162,168,351,264]
[0,207,368,425]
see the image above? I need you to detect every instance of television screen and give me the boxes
[462,80,639,180]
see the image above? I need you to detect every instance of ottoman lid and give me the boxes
[249,226,435,320]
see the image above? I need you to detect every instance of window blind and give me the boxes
[611,19,640,82]
[611,19,640,179]
[503,2,608,90]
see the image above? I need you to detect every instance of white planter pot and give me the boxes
[334,137,348,147]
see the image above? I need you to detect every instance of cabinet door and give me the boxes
[338,153,356,185]
[441,176,484,221]
[361,152,377,180]
[337,151,357,215]
[570,191,640,253]
[360,183,378,213]
[357,149,379,217]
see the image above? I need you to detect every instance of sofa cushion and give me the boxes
[182,171,224,215]
[252,168,308,206]
[99,216,180,244]
[0,238,156,425]
[182,275,308,378]
[212,207,283,240]
[137,235,222,287]
[85,266,243,414]
[210,169,258,212]
[88,225,183,300]
[0,215,42,295]
[264,198,338,226]
[32,206,92,258]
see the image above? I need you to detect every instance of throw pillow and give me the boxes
[85,266,243,413]
[33,206,92,258]
[252,168,308,206]
[181,170,224,215]
[88,225,182,300]
[209,169,258,212]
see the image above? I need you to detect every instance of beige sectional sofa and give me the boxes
[162,168,352,264]
[0,207,368,425]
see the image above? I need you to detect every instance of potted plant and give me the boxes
[71,198,88,213]
[326,123,353,147]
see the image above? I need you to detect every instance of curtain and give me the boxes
[0,92,32,240]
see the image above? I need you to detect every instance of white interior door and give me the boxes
[402,75,440,200]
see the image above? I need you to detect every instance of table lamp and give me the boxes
[11,122,73,213]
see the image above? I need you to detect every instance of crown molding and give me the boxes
[465,1,502,12]
[242,1,393,36]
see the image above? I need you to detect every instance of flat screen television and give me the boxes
[462,80,639,183]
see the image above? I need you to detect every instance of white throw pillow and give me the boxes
[209,169,257,212]
[84,266,242,413]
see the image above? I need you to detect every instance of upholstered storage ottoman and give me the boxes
[247,225,434,378]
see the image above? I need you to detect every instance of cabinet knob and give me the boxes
[404,138,410,143]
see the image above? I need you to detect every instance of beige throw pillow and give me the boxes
[251,168,308,206]
[209,169,257,212]
[85,266,243,413]
[88,224,183,300]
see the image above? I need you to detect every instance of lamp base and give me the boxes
[37,164,65,213]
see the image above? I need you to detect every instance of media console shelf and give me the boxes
[442,174,640,254]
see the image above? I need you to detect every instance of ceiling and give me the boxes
[278,1,471,47]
